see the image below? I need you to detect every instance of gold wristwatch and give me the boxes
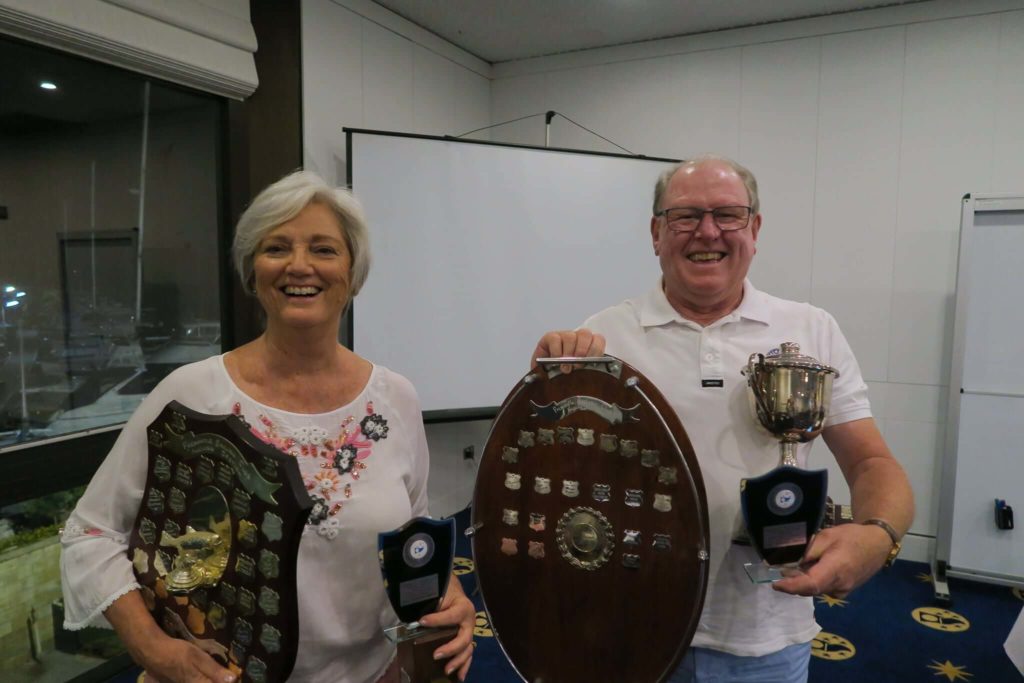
[862,518,902,567]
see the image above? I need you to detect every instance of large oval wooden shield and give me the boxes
[472,357,709,683]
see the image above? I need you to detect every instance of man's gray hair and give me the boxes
[232,170,371,304]
[652,155,760,216]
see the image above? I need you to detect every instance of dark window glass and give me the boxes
[0,37,223,448]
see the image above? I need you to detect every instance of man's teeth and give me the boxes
[284,286,320,295]
[689,252,724,262]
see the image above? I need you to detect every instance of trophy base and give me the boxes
[742,561,805,584]
[385,625,459,683]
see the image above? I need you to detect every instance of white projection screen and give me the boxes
[347,129,677,418]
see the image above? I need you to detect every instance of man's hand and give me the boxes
[418,576,477,680]
[530,329,606,374]
[771,522,895,598]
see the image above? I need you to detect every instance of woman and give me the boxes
[59,170,476,682]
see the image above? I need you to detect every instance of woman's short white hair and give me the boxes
[232,170,371,303]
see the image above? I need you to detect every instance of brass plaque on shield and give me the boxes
[127,401,313,683]
[471,356,709,683]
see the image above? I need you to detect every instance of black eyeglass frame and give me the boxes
[655,205,754,232]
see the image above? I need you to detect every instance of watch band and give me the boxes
[862,518,900,544]
[862,518,902,567]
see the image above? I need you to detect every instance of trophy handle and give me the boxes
[744,353,775,426]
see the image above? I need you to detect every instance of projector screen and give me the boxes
[347,129,677,417]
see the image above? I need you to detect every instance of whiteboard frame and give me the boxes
[933,192,1024,597]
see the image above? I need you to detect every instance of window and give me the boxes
[0,36,225,681]
[0,36,224,448]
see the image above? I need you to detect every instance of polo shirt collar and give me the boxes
[638,278,771,328]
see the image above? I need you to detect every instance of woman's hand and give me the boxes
[139,638,238,683]
[105,590,236,683]
[417,576,477,680]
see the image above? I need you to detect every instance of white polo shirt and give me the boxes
[583,279,872,657]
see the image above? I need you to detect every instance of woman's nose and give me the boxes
[286,247,314,271]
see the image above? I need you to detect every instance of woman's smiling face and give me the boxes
[253,201,353,331]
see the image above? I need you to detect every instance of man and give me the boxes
[532,155,913,683]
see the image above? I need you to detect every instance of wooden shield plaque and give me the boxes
[471,357,709,683]
[127,401,312,683]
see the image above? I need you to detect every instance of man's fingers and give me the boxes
[532,330,607,373]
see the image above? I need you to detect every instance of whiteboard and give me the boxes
[347,130,677,416]
[937,194,1024,585]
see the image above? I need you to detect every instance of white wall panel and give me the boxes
[452,69,492,141]
[361,21,414,133]
[490,72,550,146]
[670,48,743,161]
[739,37,821,304]
[545,62,630,153]
[992,10,1024,191]
[811,27,905,382]
[889,14,1001,386]
[412,46,454,135]
[302,0,363,185]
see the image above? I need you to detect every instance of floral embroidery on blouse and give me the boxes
[236,400,390,538]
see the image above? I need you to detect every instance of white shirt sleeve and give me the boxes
[59,362,222,629]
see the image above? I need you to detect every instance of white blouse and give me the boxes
[60,355,430,683]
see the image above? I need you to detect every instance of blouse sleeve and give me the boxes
[59,362,222,629]
[386,371,431,518]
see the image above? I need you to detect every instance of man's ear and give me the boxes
[651,215,661,256]
[750,213,762,242]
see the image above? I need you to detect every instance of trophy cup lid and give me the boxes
[758,342,839,377]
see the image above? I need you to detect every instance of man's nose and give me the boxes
[692,211,720,238]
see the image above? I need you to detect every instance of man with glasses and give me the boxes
[532,155,913,683]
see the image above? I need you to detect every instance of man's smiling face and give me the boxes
[651,160,761,319]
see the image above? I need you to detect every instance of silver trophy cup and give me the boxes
[739,342,839,578]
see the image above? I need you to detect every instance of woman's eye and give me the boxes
[314,246,338,255]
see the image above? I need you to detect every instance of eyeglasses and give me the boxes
[655,206,752,232]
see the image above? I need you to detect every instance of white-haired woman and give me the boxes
[59,170,476,683]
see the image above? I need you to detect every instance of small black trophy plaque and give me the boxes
[740,466,828,567]
[378,517,458,683]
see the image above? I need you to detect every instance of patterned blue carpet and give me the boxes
[450,507,1024,683]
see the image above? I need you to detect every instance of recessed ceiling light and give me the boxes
[40,81,57,90]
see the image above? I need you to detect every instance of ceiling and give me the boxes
[370,0,920,63]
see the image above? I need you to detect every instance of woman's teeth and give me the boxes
[283,286,320,296]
